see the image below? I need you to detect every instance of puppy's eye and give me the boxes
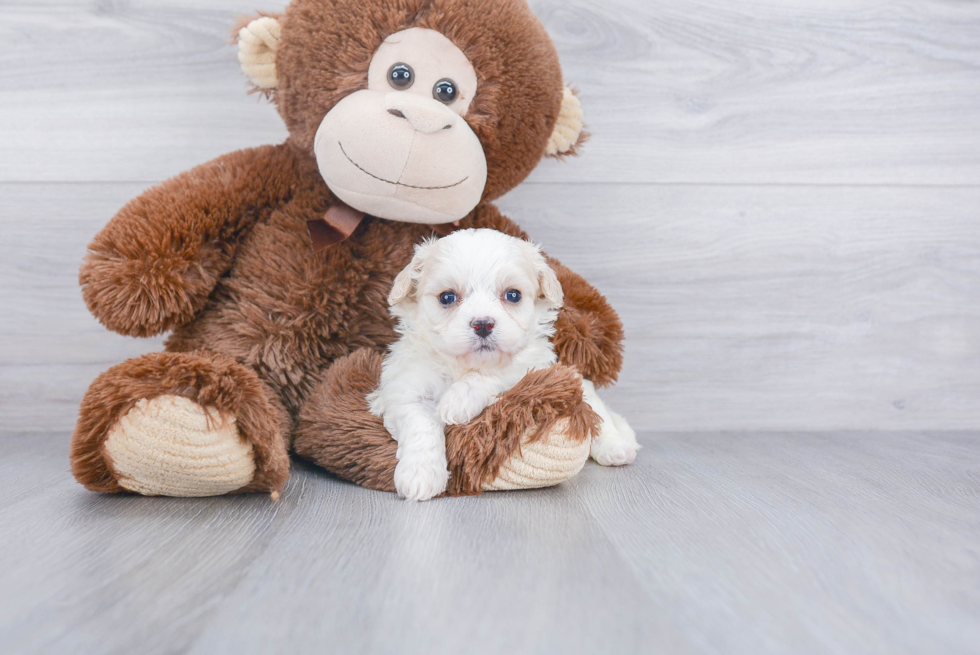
[388,63,414,89]
[433,79,458,104]
[504,289,522,303]
[439,291,457,306]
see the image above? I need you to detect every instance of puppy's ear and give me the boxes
[526,245,564,308]
[538,263,564,308]
[389,240,436,305]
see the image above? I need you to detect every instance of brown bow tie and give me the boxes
[307,202,461,253]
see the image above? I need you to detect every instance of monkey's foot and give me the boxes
[296,350,599,496]
[103,395,256,497]
[71,351,291,497]
[481,418,591,491]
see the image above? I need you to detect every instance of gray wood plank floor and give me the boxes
[2,431,978,654]
[1,0,979,653]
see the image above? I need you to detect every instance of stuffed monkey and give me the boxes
[70,0,630,498]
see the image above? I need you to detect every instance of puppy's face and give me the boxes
[389,229,563,367]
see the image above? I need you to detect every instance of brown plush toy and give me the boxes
[70,0,625,499]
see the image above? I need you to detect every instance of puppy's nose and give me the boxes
[471,318,494,338]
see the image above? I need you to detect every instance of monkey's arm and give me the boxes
[468,205,625,387]
[544,256,624,387]
[80,144,304,337]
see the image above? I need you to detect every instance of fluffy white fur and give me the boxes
[369,228,638,501]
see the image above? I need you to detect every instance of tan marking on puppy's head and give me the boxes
[388,238,438,306]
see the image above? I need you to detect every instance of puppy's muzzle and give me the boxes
[471,317,494,339]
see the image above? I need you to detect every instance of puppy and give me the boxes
[369,228,639,501]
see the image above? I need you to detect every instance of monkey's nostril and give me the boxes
[388,109,406,119]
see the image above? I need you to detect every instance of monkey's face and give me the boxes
[239,0,584,219]
[313,28,488,224]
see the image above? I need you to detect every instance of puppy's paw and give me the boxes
[591,436,637,467]
[590,414,639,467]
[437,383,487,425]
[609,410,640,450]
[394,453,449,501]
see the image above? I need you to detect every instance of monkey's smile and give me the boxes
[339,142,468,190]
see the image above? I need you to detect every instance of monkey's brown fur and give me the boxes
[294,350,601,495]
[71,351,292,493]
[71,0,623,496]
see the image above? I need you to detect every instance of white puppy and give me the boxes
[369,228,638,501]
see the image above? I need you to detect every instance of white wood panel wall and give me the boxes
[1,0,978,432]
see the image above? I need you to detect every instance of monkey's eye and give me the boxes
[439,291,457,306]
[387,63,414,89]
[433,79,458,104]
[504,289,522,303]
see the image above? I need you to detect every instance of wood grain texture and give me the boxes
[1,0,979,652]
[565,431,980,655]
[1,1,978,184]
[1,430,977,654]
[3,182,978,432]
[498,184,980,431]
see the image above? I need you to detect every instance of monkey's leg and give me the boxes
[293,349,598,496]
[448,365,599,495]
[71,351,291,497]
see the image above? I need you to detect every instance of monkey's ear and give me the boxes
[237,16,281,90]
[545,87,587,158]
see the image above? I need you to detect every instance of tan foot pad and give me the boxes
[482,418,591,492]
[103,395,256,497]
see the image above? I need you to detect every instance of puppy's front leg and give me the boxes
[438,374,503,425]
[582,379,640,466]
[387,402,449,501]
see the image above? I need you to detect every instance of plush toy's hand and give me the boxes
[547,258,624,388]
[80,145,303,337]
[81,246,220,338]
